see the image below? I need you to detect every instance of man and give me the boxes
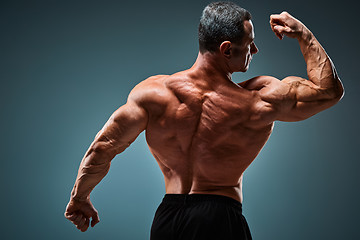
[64,2,344,239]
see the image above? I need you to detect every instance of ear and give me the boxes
[219,41,232,58]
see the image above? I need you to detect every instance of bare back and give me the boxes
[65,11,343,232]
[143,72,274,202]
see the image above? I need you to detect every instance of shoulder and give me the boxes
[127,74,177,114]
[129,75,169,101]
[238,75,281,90]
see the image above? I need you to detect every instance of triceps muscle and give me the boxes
[276,76,340,121]
[93,100,148,157]
[282,76,340,103]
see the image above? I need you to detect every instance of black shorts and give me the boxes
[150,194,252,240]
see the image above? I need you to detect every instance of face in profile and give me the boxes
[231,20,258,72]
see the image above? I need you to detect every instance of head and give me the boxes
[198,1,258,72]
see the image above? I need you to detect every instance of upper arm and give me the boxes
[243,75,342,122]
[275,76,342,121]
[91,91,149,158]
[90,75,169,157]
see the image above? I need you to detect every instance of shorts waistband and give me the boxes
[162,194,242,209]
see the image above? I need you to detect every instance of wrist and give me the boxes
[297,25,313,43]
[71,195,90,202]
[71,187,90,202]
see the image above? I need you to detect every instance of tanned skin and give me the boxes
[64,12,344,232]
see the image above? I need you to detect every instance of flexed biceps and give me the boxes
[65,2,343,239]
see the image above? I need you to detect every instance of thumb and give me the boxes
[91,212,100,227]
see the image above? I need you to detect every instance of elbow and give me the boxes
[332,77,345,102]
[90,141,117,161]
[92,141,110,153]
[338,80,345,100]
[335,89,344,103]
[91,139,130,159]
[326,77,344,102]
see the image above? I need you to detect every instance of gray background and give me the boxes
[1,0,359,239]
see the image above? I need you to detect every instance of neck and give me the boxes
[190,51,233,83]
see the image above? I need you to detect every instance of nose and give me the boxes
[251,42,259,54]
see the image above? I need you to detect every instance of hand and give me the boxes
[269,11,308,40]
[64,198,100,232]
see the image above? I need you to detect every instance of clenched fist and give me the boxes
[270,11,310,40]
[64,198,100,232]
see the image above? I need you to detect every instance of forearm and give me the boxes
[298,28,343,97]
[70,146,114,201]
[68,97,148,201]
